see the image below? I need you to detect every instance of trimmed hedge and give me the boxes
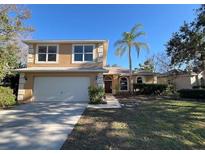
[178,89,205,99]
[133,83,167,95]
[88,86,105,104]
[192,85,205,89]
[0,86,16,108]
[192,85,200,89]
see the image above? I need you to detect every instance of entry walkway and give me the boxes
[87,94,121,109]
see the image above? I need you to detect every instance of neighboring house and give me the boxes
[197,71,205,87]
[16,40,108,102]
[103,67,157,94]
[157,70,205,90]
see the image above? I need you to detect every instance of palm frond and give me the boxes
[114,39,127,47]
[133,42,149,51]
[114,45,127,57]
[114,23,149,59]
[122,32,131,41]
[133,31,146,38]
[133,42,149,57]
[130,23,143,35]
[134,44,140,57]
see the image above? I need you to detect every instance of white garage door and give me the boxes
[34,77,90,102]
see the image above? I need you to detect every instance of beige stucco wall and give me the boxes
[157,74,197,90]
[157,76,168,84]
[27,42,108,68]
[112,75,120,94]
[174,75,193,90]
[133,75,156,84]
[144,76,156,83]
[19,72,99,102]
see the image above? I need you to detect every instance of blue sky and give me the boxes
[26,4,199,68]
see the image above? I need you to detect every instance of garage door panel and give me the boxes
[34,77,90,101]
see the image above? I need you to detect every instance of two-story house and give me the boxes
[16,39,159,103]
[16,40,108,102]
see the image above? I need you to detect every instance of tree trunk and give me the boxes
[128,45,133,94]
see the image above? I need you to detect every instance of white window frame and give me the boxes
[35,44,59,64]
[119,77,129,91]
[72,44,95,63]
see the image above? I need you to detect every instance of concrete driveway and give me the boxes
[0,101,87,150]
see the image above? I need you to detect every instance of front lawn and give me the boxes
[61,97,205,150]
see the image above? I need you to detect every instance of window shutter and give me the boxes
[28,44,34,63]
[27,54,33,63]
[98,45,103,62]
[28,44,34,54]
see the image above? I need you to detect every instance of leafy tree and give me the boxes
[105,64,120,67]
[166,5,205,71]
[195,4,205,33]
[153,52,172,73]
[114,23,149,93]
[0,5,33,81]
[111,64,119,67]
[135,58,154,72]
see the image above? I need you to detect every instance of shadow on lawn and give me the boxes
[61,98,205,150]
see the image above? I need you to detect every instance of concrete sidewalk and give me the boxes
[88,95,121,109]
[0,101,87,150]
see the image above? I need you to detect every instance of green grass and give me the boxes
[61,98,205,150]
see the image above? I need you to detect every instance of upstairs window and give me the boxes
[37,45,58,62]
[73,45,83,61]
[73,45,94,62]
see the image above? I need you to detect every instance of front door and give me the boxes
[105,81,112,93]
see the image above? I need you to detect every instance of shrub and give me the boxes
[192,85,200,89]
[192,85,205,89]
[178,89,205,99]
[88,86,105,104]
[164,84,175,95]
[133,83,167,95]
[201,86,205,89]
[0,86,16,108]
[1,74,19,98]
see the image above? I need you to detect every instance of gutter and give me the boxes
[15,68,108,73]
[23,39,109,45]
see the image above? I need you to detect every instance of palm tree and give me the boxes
[114,23,149,93]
